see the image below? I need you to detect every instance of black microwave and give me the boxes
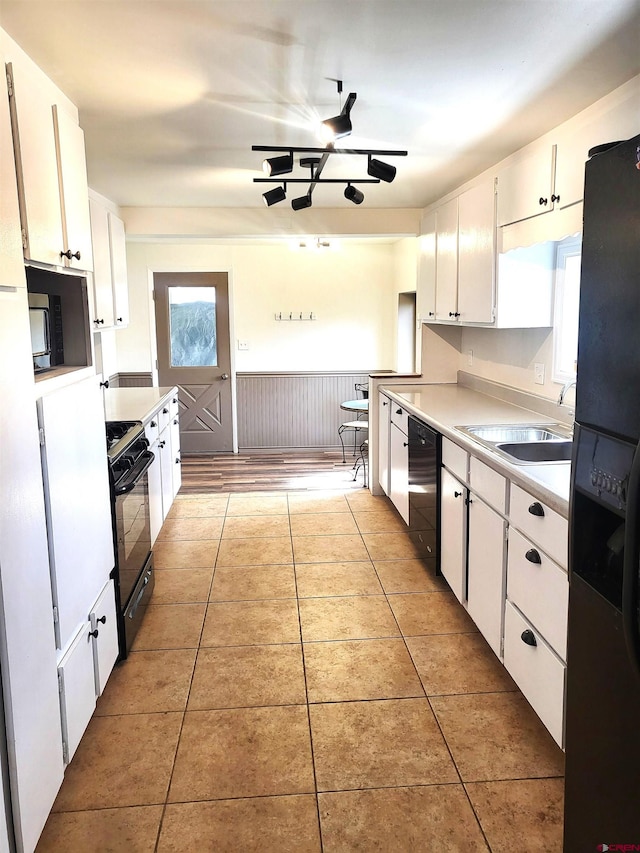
[28,293,64,372]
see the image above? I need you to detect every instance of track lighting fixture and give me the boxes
[263,152,293,177]
[367,157,396,183]
[291,194,312,211]
[253,82,406,208]
[263,186,287,207]
[344,185,364,205]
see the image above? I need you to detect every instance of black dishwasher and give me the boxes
[408,416,441,572]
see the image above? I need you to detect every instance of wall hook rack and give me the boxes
[275,312,316,321]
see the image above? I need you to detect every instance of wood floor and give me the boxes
[180,449,368,493]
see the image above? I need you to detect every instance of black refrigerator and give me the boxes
[564,133,640,849]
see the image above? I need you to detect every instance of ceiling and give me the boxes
[1,0,638,211]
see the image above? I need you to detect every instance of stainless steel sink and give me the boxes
[494,440,572,463]
[454,423,573,465]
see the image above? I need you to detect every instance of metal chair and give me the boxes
[353,438,368,487]
[338,382,369,463]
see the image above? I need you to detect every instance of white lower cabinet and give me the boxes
[146,390,181,543]
[504,601,566,747]
[389,420,409,524]
[440,467,467,603]
[58,580,119,764]
[467,493,506,657]
[378,392,391,494]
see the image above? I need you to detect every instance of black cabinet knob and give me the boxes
[454,490,462,498]
[159,440,166,448]
[94,318,105,325]
[174,419,178,425]
[150,421,157,428]
[525,548,542,564]
[382,401,388,406]
[551,194,560,203]
[173,397,178,404]
[528,501,545,517]
[428,311,435,317]
[396,409,402,415]
[521,629,537,647]
[96,615,106,625]
[116,317,123,323]
[100,380,109,389]
[539,197,548,206]
[163,408,169,414]
[89,629,99,639]
[60,249,81,260]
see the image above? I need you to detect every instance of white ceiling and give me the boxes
[1,0,638,211]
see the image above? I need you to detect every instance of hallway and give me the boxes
[36,484,564,851]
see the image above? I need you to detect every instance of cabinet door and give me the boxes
[389,421,409,524]
[148,446,163,545]
[440,469,467,603]
[434,197,458,321]
[0,54,25,287]
[0,286,64,852]
[467,495,506,656]
[90,580,119,696]
[57,623,96,764]
[496,145,555,226]
[416,210,436,321]
[109,213,129,326]
[457,181,495,323]
[6,61,63,266]
[38,376,115,649]
[378,393,391,494]
[159,428,174,519]
[53,106,93,272]
[89,197,115,327]
[170,412,182,499]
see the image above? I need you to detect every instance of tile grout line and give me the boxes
[288,491,326,853]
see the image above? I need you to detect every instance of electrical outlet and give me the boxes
[534,363,545,385]
[237,340,249,351]
[467,349,473,366]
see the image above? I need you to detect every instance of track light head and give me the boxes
[291,194,312,211]
[320,113,352,143]
[344,185,364,205]
[263,153,293,177]
[367,157,396,183]
[263,186,287,207]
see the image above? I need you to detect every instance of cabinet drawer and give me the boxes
[469,457,506,513]
[503,601,565,747]
[507,527,568,659]
[158,400,172,434]
[169,391,180,420]
[144,416,159,446]
[510,484,568,567]
[390,403,409,436]
[442,438,468,481]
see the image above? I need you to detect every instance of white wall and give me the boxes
[119,240,399,374]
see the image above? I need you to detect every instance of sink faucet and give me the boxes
[557,379,577,407]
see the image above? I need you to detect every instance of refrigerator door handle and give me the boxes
[622,441,640,679]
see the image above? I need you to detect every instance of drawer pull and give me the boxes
[528,501,545,517]
[521,629,537,647]
[525,548,542,564]
[396,408,403,415]
[454,490,462,498]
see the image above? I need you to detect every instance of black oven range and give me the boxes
[106,420,155,658]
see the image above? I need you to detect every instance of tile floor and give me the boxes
[36,488,565,852]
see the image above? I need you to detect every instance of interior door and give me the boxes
[154,272,233,453]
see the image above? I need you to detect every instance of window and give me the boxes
[168,286,218,367]
[553,236,581,383]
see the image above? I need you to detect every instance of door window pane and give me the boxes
[168,287,218,367]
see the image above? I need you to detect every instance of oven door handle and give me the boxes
[114,451,155,495]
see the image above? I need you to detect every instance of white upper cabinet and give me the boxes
[457,180,496,324]
[89,197,129,329]
[496,145,556,226]
[53,106,93,271]
[416,210,436,321]
[0,53,25,287]
[6,61,92,271]
[434,197,458,321]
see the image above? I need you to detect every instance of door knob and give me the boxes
[221,373,229,380]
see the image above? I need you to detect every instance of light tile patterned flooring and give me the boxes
[37,489,565,852]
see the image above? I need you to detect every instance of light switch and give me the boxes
[237,340,249,351]
[534,363,545,385]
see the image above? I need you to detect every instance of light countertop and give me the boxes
[381,383,571,516]
[104,386,176,423]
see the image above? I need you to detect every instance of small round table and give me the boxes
[340,399,369,414]
[338,400,369,462]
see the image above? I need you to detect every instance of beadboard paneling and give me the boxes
[237,372,370,449]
